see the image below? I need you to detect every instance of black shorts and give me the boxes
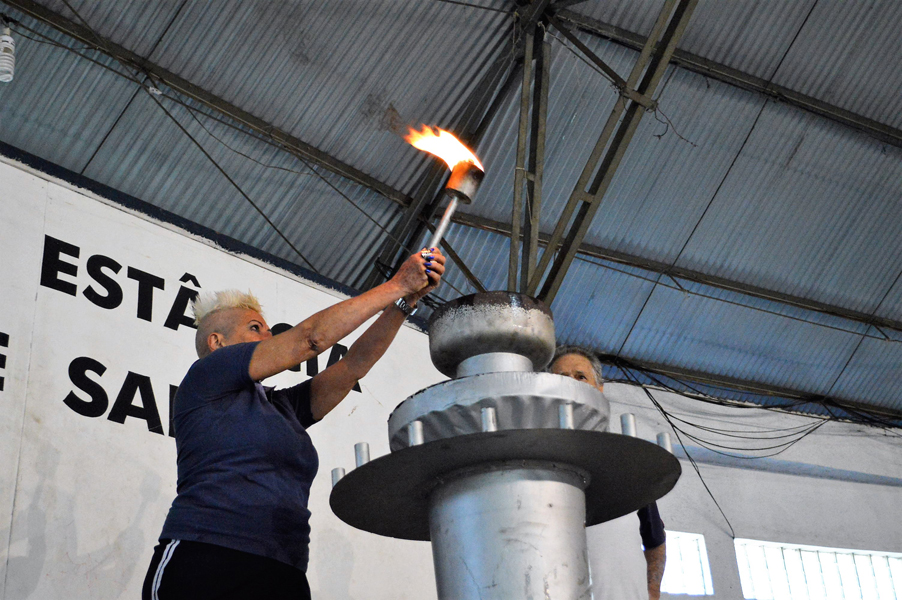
[142,539,311,600]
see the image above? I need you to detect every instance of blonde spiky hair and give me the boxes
[192,289,263,325]
[192,290,264,358]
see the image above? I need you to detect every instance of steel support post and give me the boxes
[509,26,550,293]
[370,0,553,292]
[529,0,698,303]
[522,30,551,293]
[509,31,534,290]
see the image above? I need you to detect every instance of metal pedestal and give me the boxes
[329,292,681,600]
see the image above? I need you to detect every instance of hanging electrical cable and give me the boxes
[603,352,902,430]
[618,365,737,538]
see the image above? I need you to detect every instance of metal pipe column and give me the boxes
[429,464,591,600]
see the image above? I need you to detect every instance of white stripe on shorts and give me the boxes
[152,539,181,600]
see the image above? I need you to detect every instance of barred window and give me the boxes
[661,531,715,596]
[735,538,902,600]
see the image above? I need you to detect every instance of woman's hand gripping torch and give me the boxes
[405,125,485,249]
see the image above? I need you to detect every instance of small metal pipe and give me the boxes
[456,352,534,378]
[428,197,459,250]
[657,432,673,454]
[408,420,425,446]
[559,403,575,429]
[354,442,371,467]
[620,413,637,437]
[331,467,346,488]
[481,406,498,432]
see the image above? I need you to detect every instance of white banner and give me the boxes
[0,159,443,600]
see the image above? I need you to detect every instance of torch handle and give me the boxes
[427,196,459,250]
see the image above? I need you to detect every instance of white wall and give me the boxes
[0,156,900,600]
[0,158,442,599]
[605,384,902,599]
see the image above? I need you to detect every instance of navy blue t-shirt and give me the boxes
[638,502,666,549]
[161,342,319,571]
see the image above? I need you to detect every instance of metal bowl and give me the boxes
[428,292,555,377]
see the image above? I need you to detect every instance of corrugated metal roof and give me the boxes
[79,90,402,286]
[880,277,902,323]
[771,0,902,129]
[830,334,902,412]
[0,0,899,419]
[619,278,866,395]
[0,17,137,170]
[570,0,902,128]
[582,60,765,259]
[470,27,902,320]
[145,0,512,193]
[435,225,893,407]
[679,0,817,81]
[472,32,769,263]
[678,101,902,318]
[567,0,665,39]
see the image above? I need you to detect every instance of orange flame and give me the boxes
[405,125,484,172]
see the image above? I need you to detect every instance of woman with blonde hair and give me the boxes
[143,248,445,600]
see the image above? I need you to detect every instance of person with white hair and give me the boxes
[549,345,667,600]
[142,248,445,600]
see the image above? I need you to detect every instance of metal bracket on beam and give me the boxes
[546,13,656,110]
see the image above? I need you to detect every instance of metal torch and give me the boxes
[427,161,485,249]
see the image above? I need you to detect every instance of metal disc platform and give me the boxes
[330,428,681,541]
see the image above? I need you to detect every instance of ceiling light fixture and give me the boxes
[0,26,14,83]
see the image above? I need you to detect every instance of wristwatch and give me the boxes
[394,297,418,317]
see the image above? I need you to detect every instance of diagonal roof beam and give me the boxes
[3,0,413,208]
[556,8,902,149]
[534,0,699,304]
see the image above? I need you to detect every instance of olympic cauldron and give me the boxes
[330,292,681,599]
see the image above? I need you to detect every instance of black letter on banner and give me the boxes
[127,267,165,322]
[326,344,361,392]
[0,331,8,392]
[164,284,199,331]
[83,255,123,309]
[169,384,179,438]
[40,235,80,296]
[108,372,164,434]
[270,323,301,372]
[64,356,108,417]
